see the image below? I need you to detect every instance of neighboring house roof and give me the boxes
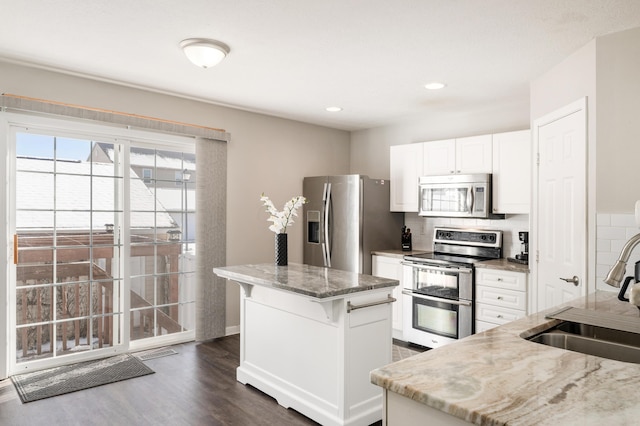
[16,157,177,230]
[156,187,196,212]
[93,142,195,171]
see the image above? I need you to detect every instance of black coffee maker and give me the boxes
[508,231,529,264]
[516,231,529,262]
[401,226,412,251]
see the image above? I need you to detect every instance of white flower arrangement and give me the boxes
[260,193,306,234]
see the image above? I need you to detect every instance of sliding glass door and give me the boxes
[13,132,125,367]
[9,124,197,372]
[127,145,196,343]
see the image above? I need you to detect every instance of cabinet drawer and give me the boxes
[476,285,526,311]
[475,320,499,333]
[476,269,527,291]
[476,303,525,325]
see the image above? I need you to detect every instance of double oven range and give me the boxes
[402,227,502,349]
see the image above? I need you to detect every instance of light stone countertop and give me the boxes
[371,291,640,425]
[213,262,398,299]
[372,250,530,274]
[475,258,530,273]
[371,249,428,259]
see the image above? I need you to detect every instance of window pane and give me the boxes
[56,283,91,320]
[17,325,53,361]
[56,211,91,230]
[16,287,53,325]
[16,133,54,160]
[17,211,54,230]
[16,170,54,209]
[55,137,92,162]
[92,176,119,210]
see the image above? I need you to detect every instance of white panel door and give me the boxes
[534,99,587,312]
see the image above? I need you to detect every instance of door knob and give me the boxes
[559,276,579,286]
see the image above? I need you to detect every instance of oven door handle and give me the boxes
[401,261,472,274]
[402,290,473,307]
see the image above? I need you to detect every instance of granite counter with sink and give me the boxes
[371,291,640,425]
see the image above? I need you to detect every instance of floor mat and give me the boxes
[133,347,178,361]
[11,353,154,403]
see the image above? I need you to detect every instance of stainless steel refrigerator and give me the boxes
[303,175,404,275]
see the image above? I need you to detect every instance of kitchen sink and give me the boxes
[525,307,640,364]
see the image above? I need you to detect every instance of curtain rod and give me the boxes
[1,93,230,142]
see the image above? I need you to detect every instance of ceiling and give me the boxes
[2,1,640,131]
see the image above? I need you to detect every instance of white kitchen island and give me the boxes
[213,263,398,426]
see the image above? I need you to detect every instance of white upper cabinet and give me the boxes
[422,139,455,175]
[492,130,531,214]
[455,135,493,174]
[390,143,423,212]
[390,130,530,213]
[422,135,492,175]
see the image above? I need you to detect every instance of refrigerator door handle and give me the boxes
[323,182,332,267]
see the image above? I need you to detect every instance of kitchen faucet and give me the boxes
[604,232,640,288]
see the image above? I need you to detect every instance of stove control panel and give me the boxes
[434,228,502,248]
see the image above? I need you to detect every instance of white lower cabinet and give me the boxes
[372,254,404,340]
[475,268,528,332]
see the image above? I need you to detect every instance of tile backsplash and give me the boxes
[401,212,640,292]
[596,213,640,291]
[403,213,530,258]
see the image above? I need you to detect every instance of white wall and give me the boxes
[596,27,640,213]
[529,27,640,292]
[0,61,351,331]
[596,213,640,291]
[350,100,530,180]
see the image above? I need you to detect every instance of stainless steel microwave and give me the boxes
[418,173,503,219]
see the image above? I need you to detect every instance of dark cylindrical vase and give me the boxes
[275,233,288,266]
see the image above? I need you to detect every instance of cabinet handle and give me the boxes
[497,315,503,319]
[497,296,503,300]
[497,278,503,281]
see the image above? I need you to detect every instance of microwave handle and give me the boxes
[467,185,474,214]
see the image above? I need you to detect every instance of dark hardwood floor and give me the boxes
[0,334,420,425]
[0,335,323,426]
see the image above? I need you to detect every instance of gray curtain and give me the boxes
[195,137,227,340]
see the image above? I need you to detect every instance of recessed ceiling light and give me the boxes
[424,82,446,90]
[326,106,343,112]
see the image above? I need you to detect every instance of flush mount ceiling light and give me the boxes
[326,106,343,112]
[180,38,230,68]
[424,82,446,90]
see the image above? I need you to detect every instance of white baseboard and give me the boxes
[225,325,240,336]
